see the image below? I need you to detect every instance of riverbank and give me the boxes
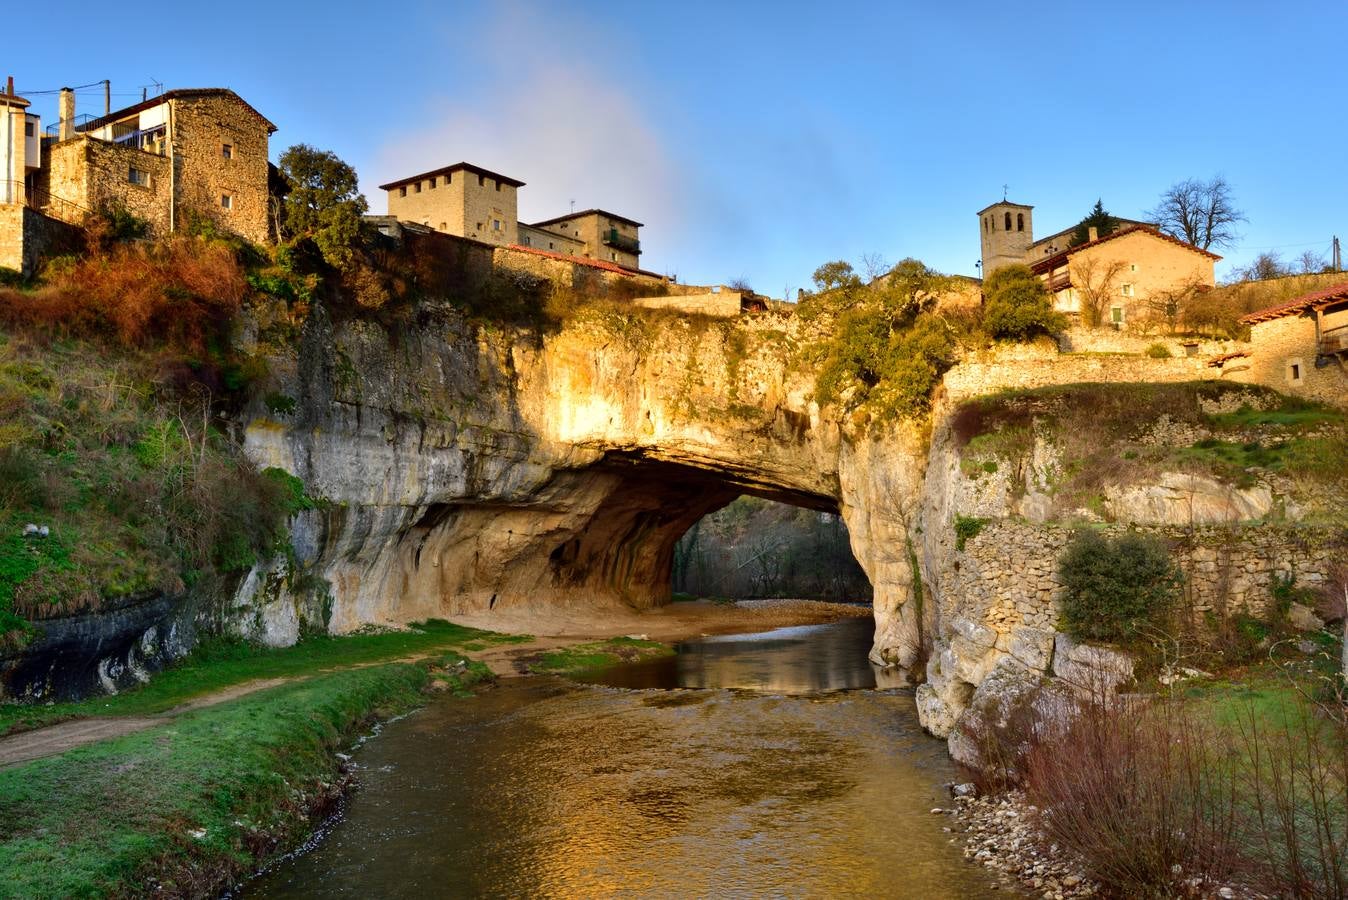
[0,600,869,897]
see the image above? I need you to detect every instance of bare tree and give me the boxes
[1069,256,1127,327]
[1144,278,1206,334]
[1298,249,1328,274]
[1148,176,1246,251]
[859,252,891,282]
[1230,251,1291,282]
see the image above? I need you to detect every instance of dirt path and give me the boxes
[0,599,866,768]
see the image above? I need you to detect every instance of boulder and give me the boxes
[1289,601,1325,633]
[1103,472,1273,525]
[948,655,1075,781]
[1052,633,1135,696]
[1008,626,1055,672]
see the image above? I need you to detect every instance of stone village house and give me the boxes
[1233,281,1348,406]
[0,82,274,274]
[978,199,1219,328]
[379,161,644,271]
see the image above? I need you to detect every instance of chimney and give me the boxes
[1087,225,1099,242]
[5,76,12,96]
[58,87,74,141]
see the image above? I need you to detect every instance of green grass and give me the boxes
[0,619,530,737]
[529,636,672,675]
[0,655,490,898]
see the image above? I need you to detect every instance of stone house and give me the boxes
[380,161,644,270]
[35,88,276,245]
[978,199,1218,327]
[1238,281,1348,405]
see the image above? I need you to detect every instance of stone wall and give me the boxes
[942,344,1226,402]
[632,291,743,318]
[0,204,86,276]
[170,93,272,244]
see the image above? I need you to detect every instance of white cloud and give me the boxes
[367,5,684,242]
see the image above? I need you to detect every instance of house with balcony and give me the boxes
[34,86,275,245]
[379,162,645,271]
[1238,282,1348,406]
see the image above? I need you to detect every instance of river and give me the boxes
[244,617,1004,898]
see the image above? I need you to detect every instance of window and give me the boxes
[548,242,554,249]
[495,181,501,191]
[1121,283,1135,297]
[414,182,421,193]
[1130,263,1137,272]
[476,222,483,231]
[439,222,446,230]
[984,217,989,232]
[1004,211,1012,230]
[478,175,485,186]
[428,177,436,188]
[521,235,531,246]
[1287,360,1303,383]
[220,193,233,209]
[1111,306,1124,325]
[127,167,149,186]
[610,252,617,261]
[222,143,233,159]
[444,173,451,184]
[24,121,33,137]
[399,186,407,197]
[492,219,501,231]
[1016,213,1024,232]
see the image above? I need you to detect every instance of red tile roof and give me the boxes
[505,243,647,277]
[1030,224,1221,276]
[1239,281,1348,325]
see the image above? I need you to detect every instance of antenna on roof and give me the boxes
[1003,184,1009,201]
[569,199,575,214]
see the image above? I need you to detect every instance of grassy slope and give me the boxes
[0,619,530,738]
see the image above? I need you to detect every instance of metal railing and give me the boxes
[0,180,94,222]
[41,114,96,142]
[602,227,640,254]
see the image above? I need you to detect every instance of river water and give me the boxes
[245,618,1003,898]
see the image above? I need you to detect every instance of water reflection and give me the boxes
[582,616,886,693]
[245,619,1005,899]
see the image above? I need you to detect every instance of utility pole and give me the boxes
[103,80,110,115]
[1333,235,1341,272]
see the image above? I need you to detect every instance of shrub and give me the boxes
[981,264,1065,341]
[1145,342,1173,358]
[1057,530,1181,642]
[953,514,988,551]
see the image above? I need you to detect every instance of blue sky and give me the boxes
[14,1,1347,295]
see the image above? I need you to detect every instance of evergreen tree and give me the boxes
[1069,199,1120,246]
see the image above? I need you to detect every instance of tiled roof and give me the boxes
[531,208,644,229]
[79,89,276,134]
[1030,224,1222,275]
[1239,281,1348,324]
[506,243,643,276]
[378,162,525,191]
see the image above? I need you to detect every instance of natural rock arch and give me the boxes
[241,301,930,669]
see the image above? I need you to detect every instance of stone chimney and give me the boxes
[5,76,12,96]
[58,87,74,141]
[1087,225,1099,242]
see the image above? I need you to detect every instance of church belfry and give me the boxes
[977,200,1034,276]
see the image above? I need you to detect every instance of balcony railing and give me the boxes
[602,227,640,254]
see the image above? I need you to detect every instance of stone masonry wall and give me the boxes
[943,348,1228,403]
[170,94,271,243]
[1239,313,1348,408]
[949,521,1339,645]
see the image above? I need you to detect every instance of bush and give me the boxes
[981,264,1065,341]
[953,514,988,551]
[1145,342,1173,358]
[1057,530,1181,642]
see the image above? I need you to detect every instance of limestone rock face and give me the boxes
[1051,633,1135,696]
[947,655,1075,780]
[1104,472,1273,525]
[240,302,932,666]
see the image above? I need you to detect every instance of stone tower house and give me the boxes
[977,200,1034,276]
[379,162,524,248]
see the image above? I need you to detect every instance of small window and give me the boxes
[610,252,617,261]
[414,182,421,193]
[399,186,407,197]
[548,242,554,249]
[127,167,149,186]
[1288,360,1303,383]
[492,219,501,231]
[444,173,451,184]
[1004,211,1012,230]
[1111,306,1124,324]
[1121,283,1135,297]
[495,181,501,192]
[220,193,233,209]
[476,222,483,231]
[1130,263,1137,272]
[24,121,33,137]
[478,175,485,187]
[222,143,233,159]
[428,177,436,189]
[1016,213,1024,232]
[521,235,530,246]
[439,222,446,230]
